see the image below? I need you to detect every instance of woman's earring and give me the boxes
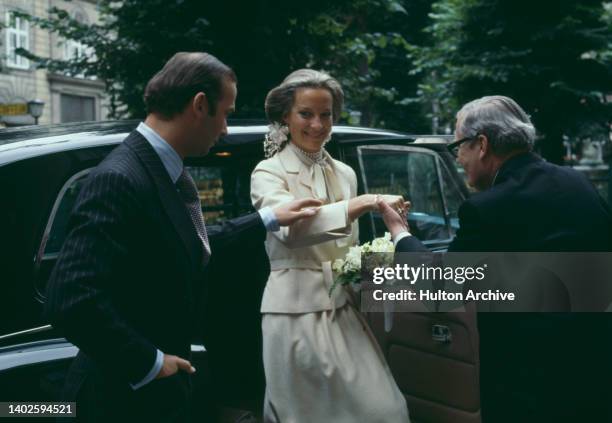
[264,122,290,158]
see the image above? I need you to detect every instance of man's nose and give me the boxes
[220,120,228,137]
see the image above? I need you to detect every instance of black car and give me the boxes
[0,121,477,422]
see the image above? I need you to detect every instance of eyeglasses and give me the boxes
[447,135,479,157]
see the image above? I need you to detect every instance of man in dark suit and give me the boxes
[45,52,321,422]
[379,95,612,422]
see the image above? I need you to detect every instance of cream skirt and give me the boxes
[262,304,410,423]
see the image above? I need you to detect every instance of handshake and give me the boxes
[375,195,412,239]
[276,193,411,239]
[266,194,411,233]
[346,193,411,236]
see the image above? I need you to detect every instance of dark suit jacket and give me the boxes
[45,131,266,422]
[396,152,612,422]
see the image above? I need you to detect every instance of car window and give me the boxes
[39,162,253,260]
[186,163,255,224]
[357,145,452,243]
[35,160,255,298]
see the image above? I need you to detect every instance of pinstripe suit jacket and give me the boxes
[44,131,266,421]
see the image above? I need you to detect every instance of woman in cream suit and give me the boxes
[251,69,410,423]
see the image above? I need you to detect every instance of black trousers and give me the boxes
[61,359,193,423]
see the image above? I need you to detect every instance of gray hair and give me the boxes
[265,69,344,124]
[456,95,536,156]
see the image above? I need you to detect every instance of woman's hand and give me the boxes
[347,194,409,221]
[348,194,377,221]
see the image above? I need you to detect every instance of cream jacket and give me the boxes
[251,145,359,313]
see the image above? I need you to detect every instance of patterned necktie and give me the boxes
[176,168,211,263]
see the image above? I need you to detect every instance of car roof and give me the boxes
[0,120,428,167]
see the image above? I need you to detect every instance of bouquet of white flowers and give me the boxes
[329,232,395,297]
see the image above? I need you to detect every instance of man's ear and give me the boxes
[478,134,491,159]
[193,92,209,116]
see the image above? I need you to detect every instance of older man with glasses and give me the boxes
[379,95,612,422]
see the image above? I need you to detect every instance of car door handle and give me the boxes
[432,324,452,343]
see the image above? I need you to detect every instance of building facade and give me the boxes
[0,0,108,126]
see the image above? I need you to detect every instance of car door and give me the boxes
[354,144,481,423]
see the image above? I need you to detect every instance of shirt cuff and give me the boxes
[393,231,412,246]
[131,349,164,390]
[259,206,280,232]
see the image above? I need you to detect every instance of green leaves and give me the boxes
[328,272,362,298]
[13,0,431,132]
[409,0,612,161]
[15,0,607,161]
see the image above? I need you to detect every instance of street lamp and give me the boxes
[27,99,45,125]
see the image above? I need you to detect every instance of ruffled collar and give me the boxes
[289,142,329,167]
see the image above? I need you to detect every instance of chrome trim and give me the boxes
[0,325,52,342]
[437,154,468,202]
[191,344,206,353]
[434,155,452,236]
[0,342,78,371]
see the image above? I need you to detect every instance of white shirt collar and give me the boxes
[136,122,183,184]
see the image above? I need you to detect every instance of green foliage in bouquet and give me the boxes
[329,232,395,297]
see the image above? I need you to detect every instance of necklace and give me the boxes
[294,145,325,164]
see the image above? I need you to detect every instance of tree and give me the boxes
[17,0,431,133]
[412,0,612,162]
[289,0,432,131]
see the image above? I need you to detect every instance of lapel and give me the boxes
[277,145,350,201]
[124,131,203,271]
[278,145,318,199]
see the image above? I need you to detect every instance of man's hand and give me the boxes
[156,354,196,379]
[377,199,411,239]
[273,198,323,227]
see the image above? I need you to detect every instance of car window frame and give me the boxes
[356,144,459,247]
[33,167,93,300]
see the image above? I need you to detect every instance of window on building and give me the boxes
[5,11,29,69]
[62,10,95,79]
[60,94,95,122]
[64,39,87,61]
[63,11,88,61]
